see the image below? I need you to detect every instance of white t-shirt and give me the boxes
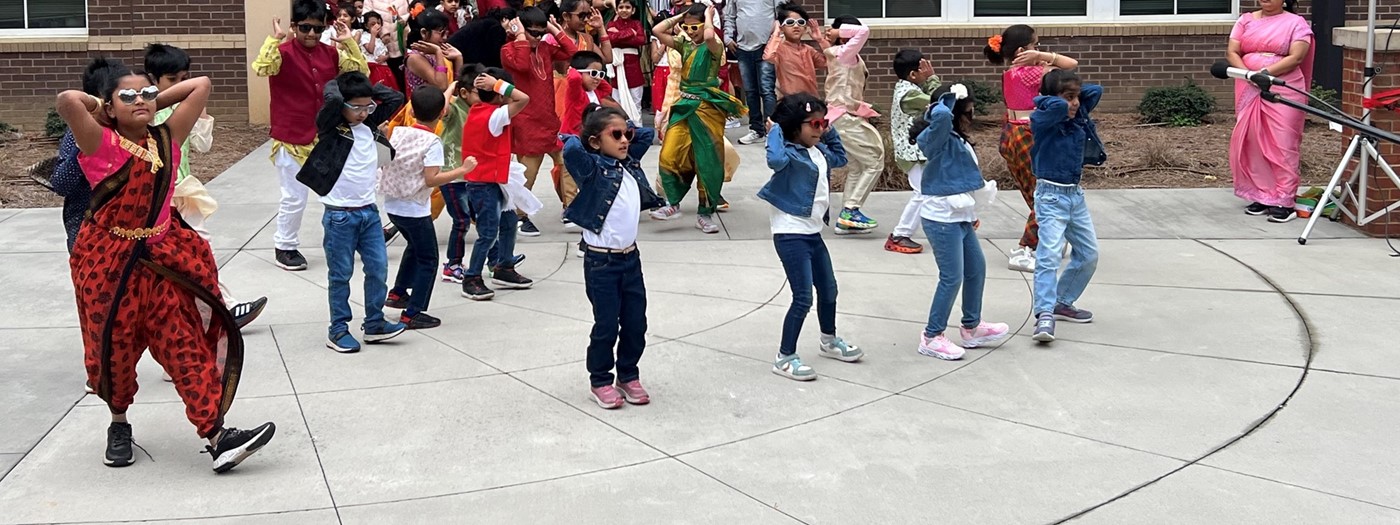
[586,91,600,105]
[361,31,386,62]
[489,105,511,137]
[920,139,981,223]
[583,171,641,250]
[769,146,829,235]
[322,123,380,207]
[382,128,445,218]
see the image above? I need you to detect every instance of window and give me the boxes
[0,0,86,32]
[824,0,1239,22]
[975,0,1086,17]
[829,0,942,18]
[1120,0,1231,15]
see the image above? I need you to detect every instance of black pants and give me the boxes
[388,56,407,94]
[583,248,647,387]
[388,213,438,317]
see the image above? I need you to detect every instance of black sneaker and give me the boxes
[1244,202,1270,216]
[105,422,134,467]
[1032,312,1056,343]
[518,217,541,237]
[461,276,495,301]
[490,267,534,289]
[401,312,442,329]
[1267,206,1297,223]
[274,249,308,271]
[230,297,268,329]
[205,422,276,473]
[385,290,409,309]
[383,224,401,245]
[561,217,580,231]
[575,240,584,258]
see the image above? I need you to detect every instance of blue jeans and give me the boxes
[921,220,985,337]
[774,233,837,356]
[583,249,648,387]
[440,182,473,265]
[1032,182,1099,314]
[734,47,776,135]
[465,182,518,278]
[388,213,438,317]
[322,205,389,337]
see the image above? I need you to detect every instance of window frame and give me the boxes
[0,0,89,38]
[822,0,1241,25]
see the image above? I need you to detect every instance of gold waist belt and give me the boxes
[109,221,168,240]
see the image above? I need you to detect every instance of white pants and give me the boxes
[273,149,309,251]
[893,163,925,238]
[174,198,238,308]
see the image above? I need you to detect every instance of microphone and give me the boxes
[1210,60,1285,88]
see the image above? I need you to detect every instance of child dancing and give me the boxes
[823,15,881,235]
[886,49,940,255]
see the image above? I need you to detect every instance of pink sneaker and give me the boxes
[616,380,650,405]
[590,385,625,409]
[918,333,966,361]
[959,321,1011,348]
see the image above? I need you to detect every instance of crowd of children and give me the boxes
[44,0,1113,473]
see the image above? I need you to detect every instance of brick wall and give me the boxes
[89,0,247,36]
[1338,45,1400,235]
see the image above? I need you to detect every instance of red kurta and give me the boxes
[607,18,646,89]
[501,35,577,156]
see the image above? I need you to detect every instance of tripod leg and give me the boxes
[1299,135,1364,245]
[1356,141,1400,224]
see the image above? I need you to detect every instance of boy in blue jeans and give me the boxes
[1028,70,1102,343]
[296,71,407,352]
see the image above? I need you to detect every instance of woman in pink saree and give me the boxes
[1226,0,1314,223]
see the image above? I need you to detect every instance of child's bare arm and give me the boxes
[427,156,477,186]
[653,13,683,49]
[55,90,105,155]
[161,76,212,148]
[251,16,287,77]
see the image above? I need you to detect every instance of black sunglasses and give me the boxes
[526,28,548,37]
[297,23,327,33]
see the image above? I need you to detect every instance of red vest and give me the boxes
[269,41,340,146]
[462,103,512,184]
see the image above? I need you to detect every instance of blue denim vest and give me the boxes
[1030,83,1103,186]
[757,127,848,219]
[560,126,666,233]
[915,93,986,197]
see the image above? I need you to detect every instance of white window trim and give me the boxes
[826,0,1241,25]
[0,0,88,38]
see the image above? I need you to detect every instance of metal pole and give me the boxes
[1357,0,1377,206]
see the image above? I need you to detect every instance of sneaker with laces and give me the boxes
[1007,246,1035,273]
[818,336,864,362]
[442,263,466,284]
[696,214,720,234]
[884,234,924,254]
[1245,202,1270,215]
[230,297,268,329]
[401,312,442,329]
[959,321,1010,348]
[1032,312,1056,342]
[206,422,276,473]
[491,267,534,289]
[327,332,361,353]
[725,117,743,129]
[590,384,625,409]
[834,223,873,235]
[383,224,400,245]
[105,422,135,467]
[1053,303,1094,323]
[1267,206,1297,223]
[462,276,495,301]
[737,130,764,145]
[837,207,878,230]
[384,290,409,309]
[772,353,817,381]
[561,217,581,230]
[616,379,650,405]
[365,321,407,343]
[518,217,542,237]
[918,333,966,360]
[649,205,682,221]
[274,249,308,271]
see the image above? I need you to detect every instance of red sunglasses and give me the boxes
[805,118,828,130]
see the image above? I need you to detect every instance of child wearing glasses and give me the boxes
[252,0,368,272]
[759,93,864,381]
[501,7,578,236]
[561,51,618,136]
[762,3,828,99]
[561,105,664,409]
[295,71,407,353]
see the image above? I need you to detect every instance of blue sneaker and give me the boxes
[364,321,406,343]
[327,332,361,353]
[837,207,878,230]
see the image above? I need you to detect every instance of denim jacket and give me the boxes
[297,79,404,196]
[915,92,985,198]
[560,125,666,233]
[1030,83,1103,186]
[757,126,848,220]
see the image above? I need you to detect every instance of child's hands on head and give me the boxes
[474,73,500,91]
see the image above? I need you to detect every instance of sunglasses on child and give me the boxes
[580,69,607,79]
[602,127,636,142]
[343,101,378,114]
[525,28,548,37]
[297,23,328,33]
[780,18,807,26]
[114,86,160,105]
[805,118,828,130]
[679,23,705,32]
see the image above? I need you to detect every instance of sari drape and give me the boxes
[1228,11,1314,207]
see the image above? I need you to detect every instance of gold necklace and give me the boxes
[118,134,163,174]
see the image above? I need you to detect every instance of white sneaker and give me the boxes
[696,214,720,234]
[1008,247,1035,273]
[725,117,743,129]
[737,130,764,145]
[649,205,682,221]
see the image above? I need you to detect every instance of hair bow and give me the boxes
[410,3,427,18]
[987,35,1002,53]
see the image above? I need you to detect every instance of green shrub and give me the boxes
[45,108,67,138]
[0,121,16,134]
[962,79,1002,116]
[1137,80,1216,126]
[1309,83,1341,111]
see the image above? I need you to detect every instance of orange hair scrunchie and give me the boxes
[410,3,427,18]
[987,35,1002,53]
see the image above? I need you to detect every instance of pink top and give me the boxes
[78,127,179,243]
[1002,65,1045,115]
[823,25,878,121]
